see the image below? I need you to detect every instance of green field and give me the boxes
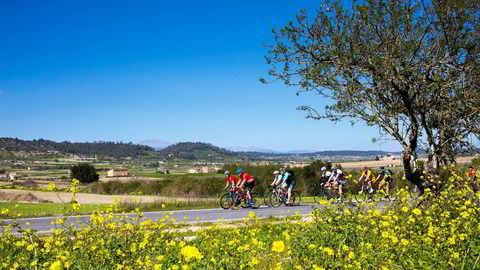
[0,202,112,217]
[0,199,221,218]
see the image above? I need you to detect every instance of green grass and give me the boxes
[0,199,222,218]
[0,202,112,218]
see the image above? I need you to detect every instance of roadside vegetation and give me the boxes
[1,168,478,269]
[0,200,220,218]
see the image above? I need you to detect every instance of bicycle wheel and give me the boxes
[409,184,421,201]
[292,191,301,206]
[289,191,297,206]
[250,192,258,208]
[354,189,368,203]
[270,192,283,208]
[313,188,329,204]
[339,191,352,204]
[382,186,395,202]
[241,192,258,208]
[220,193,234,209]
[263,190,273,207]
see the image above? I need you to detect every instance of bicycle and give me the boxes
[220,189,237,209]
[269,186,300,207]
[376,179,396,202]
[313,182,352,204]
[263,186,277,207]
[353,183,377,203]
[220,188,258,209]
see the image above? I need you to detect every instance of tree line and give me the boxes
[0,138,154,158]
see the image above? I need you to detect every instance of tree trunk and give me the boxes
[403,145,423,193]
[401,108,423,191]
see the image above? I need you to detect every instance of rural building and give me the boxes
[187,168,198,174]
[187,166,220,174]
[107,169,129,177]
[8,173,18,180]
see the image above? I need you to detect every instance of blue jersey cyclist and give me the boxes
[279,165,296,206]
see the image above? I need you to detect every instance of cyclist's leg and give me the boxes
[246,182,254,207]
[378,180,385,195]
[286,181,295,205]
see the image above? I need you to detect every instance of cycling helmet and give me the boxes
[236,168,244,174]
[363,166,368,170]
[273,170,280,175]
[380,166,385,170]
[224,170,230,176]
[320,167,326,171]
[332,165,337,170]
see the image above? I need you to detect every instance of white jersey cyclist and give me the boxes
[270,171,283,186]
[328,167,345,184]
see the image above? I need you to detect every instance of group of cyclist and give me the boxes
[223,164,477,207]
[321,165,394,200]
[223,168,256,208]
[223,165,297,207]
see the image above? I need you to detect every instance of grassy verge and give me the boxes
[0,202,112,218]
[0,199,222,218]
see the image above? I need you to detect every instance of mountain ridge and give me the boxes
[1,137,404,159]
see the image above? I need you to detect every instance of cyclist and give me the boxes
[279,167,296,206]
[270,170,282,186]
[320,166,332,182]
[376,166,393,198]
[358,166,375,200]
[237,168,255,208]
[467,166,478,192]
[329,166,346,200]
[320,166,333,190]
[223,170,238,192]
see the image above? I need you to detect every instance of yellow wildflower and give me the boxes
[412,208,422,216]
[180,245,203,261]
[49,261,63,270]
[323,247,334,256]
[272,240,285,253]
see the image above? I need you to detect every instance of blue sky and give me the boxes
[0,0,402,152]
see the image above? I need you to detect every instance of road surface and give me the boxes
[1,201,389,235]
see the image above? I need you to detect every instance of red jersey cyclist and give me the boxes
[223,170,238,192]
[237,168,255,208]
[467,166,478,193]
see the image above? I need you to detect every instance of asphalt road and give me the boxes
[0,204,320,234]
[1,201,389,235]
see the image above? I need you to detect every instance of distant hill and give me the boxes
[1,137,407,160]
[138,139,171,150]
[0,137,154,158]
[157,142,239,160]
[225,146,278,153]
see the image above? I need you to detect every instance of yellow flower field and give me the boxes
[1,172,479,269]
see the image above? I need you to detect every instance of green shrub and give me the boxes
[472,158,480,168]
[416,160,425,169]
[70,163,99,184]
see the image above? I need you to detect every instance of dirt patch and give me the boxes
[340,156,476,169]
[0,191,52,203]
[0,189,213,204]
